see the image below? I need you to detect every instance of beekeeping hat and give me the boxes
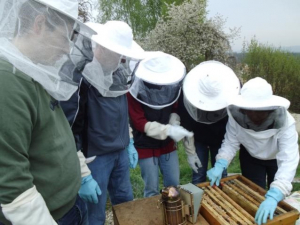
[183,61,240,123]
[228,77,290,131]
[0,0,98,101]
[33,0,77,18]
[82,21,145,97]
[228,77,290,110]
[130,51,186,109]
[34,0,90,30]
[86,21,145,60]
[134,51,186,84]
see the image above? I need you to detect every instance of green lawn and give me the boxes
[130,141,300,199]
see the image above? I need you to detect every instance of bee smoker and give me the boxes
[157,186,186,225]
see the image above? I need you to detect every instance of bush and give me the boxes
[242,39,300,112]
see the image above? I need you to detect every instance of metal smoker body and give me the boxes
[158,186,187,225]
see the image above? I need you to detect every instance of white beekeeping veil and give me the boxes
[83,21,145,97]
[228,77,290,131]
[129,51,186,109]
[0,0,101,101]
[183,61,240,124]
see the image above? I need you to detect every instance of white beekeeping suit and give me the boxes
[212,77,299,225]
[216,77,299,196]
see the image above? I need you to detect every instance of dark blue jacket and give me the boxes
[60,73,130,157]
[177,93,228,147]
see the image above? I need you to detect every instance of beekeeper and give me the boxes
[207,77,299,225]
[128,51,197,197]
[60,21,145,225]
[178,61,241,184]
[0,0,104,224]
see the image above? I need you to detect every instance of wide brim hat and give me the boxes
[34,0,95,36]
[85,21,145,60]
[134,51,186,85]
[183,61,240,111]
[228,77,290,110]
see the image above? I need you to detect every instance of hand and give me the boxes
[255,187,284,225]
[167,125,193,142]
[79,174,101,204]
[206,159,228,186]
[255,198,277,225]
[187,153,202,173]
[126,138,138,169]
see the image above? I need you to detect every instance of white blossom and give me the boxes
[139,0,240,71]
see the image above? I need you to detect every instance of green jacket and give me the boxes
[0,59,81,223]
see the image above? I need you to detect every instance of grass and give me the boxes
[130,141,300,199]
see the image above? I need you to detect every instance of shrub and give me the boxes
[242,39,300,112]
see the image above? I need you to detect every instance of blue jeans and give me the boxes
[139,150,180,197]
[87,150,133,225]
[56,195,88,225]
[192,141,227,184]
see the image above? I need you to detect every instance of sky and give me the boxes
[206,0,300,52]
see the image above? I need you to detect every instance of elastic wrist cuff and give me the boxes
[81,174,92,185]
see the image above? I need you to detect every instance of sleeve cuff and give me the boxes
[77,151,91,177]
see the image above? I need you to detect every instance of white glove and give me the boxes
[183,136,196,155]
[144,122,193,142]
[166,125,194,142]
[182,136,202,173]
[2,186,57,225]
[187,153,202,173]
[169,113,180,126]
[144,122,170,140]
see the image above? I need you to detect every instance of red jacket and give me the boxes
[127,93,177,159]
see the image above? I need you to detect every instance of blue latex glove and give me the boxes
[78,174,101,204]
[206,159,228,186]
[127,138,138,169]
[255,187,284,225]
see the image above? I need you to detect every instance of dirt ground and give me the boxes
[105,210,114,225]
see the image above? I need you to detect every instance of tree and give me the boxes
[97,0,185,37]
[242,39,300,112]
[139,0,240,71]
[78,0,94,22]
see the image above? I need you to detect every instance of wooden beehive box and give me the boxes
[197,175,300,225]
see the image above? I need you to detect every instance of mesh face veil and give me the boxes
[228,106,287,131]
[134,77,182,107]
[183,95,228,124]
[83,21,145,97]
[109,57,138,92]
[0,0,100,101]
[83,45,141,97]
[226,77,290,131]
